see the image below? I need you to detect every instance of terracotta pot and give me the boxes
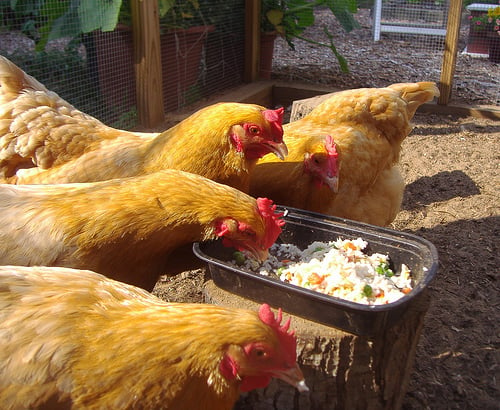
[93,25,214,115]
[94,28,135,117]
[466,29,490,55]
[488,33,500,63]
[259,33,277,80]
[466,7,491,55]
[160,25,215,111]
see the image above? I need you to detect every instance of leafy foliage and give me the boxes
[469,6,500,35]
[262,0,360,72]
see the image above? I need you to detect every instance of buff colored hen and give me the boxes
[0,169,284,290]
[0,265,308,410]
[0,56,286,192]
[250,82,440,226]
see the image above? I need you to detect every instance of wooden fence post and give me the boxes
[438,0,464,105]
[244,0,261,82]
[131,0,165,128]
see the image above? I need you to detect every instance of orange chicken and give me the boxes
[0,265,308,410]
[0,55,287,191]
[250,82,440,226]
[0,169,284,290]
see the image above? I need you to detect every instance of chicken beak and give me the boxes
[266,141,288,161]
[325,175,339,193]
[273,362,309,393]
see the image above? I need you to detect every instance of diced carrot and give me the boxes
[402,287,412,294]
[344,242,357,251]
[376,290,385,298]
[308,272,323,285]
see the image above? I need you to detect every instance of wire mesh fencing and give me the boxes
[272,2,499,108]
[0,1,497,133]
[0,0,245,129]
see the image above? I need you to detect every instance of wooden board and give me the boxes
[131,0,165,128]
[288,88,500,122]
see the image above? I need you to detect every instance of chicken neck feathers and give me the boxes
[140,102,272,189]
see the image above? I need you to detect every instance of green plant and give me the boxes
[111,105,138,130]
[120,0,213,31]
[470,6,500,35]
[3,0,214,51]
[261,0,360,72]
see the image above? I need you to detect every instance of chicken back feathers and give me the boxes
[0,55,153,179]
[0,56,286,191]
[0,169,284,290]
[250,82,439,226]
[0,266,307,410]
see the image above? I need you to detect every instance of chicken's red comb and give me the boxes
[263,107,285,142]
[258,304,297,360]
[325,135,338,158]
[256,197,285,249]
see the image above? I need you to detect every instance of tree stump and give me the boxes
[203,280,431,410]
[290,93,337,121]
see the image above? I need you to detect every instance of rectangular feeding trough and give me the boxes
[194,206,438,337]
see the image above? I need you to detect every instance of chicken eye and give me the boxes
[313,153,324,164]
[248,125,260,135]
[238,225,257,239]
[254,349,267,358]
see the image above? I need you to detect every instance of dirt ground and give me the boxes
[270,7,499,108]
[389,113,499,409]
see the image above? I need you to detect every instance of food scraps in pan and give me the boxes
[231,237,414,305]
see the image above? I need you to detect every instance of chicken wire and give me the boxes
[0,0,245,128]
[271,3,499,108]
[373,0,448,41]
[0,1,497,132]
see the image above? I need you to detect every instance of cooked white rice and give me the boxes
[232,237,413,305]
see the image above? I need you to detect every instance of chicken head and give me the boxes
[303,134,339,192]
[229,107,288,160]
[214,198,285,261]
[218,304,308,393]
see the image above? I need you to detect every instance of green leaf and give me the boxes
[266,9,284,26]
[324,0,361,32]
[78,0,122,33]
[158,0,175,18]
[375,262,395,278]
[35,0,70,50]
[48,0,81,41]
